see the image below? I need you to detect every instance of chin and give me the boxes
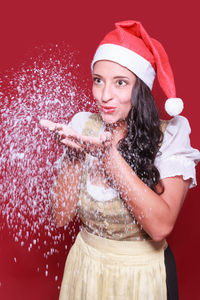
[102,116,127,126]
[101,115,118,124]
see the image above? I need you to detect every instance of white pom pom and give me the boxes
[165,98,184,117]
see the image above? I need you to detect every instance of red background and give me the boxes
[0,0,200,299]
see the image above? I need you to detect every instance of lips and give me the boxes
[101,106,116,113]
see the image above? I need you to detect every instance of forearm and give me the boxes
[51,153,84,227]
[102,147,175,241]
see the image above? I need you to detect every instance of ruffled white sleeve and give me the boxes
[155,116,200,188]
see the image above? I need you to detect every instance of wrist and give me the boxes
[64,147,86,162]
[101,144,118,166]
[100,146,121,190]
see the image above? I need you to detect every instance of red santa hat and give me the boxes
[91,20,183,117]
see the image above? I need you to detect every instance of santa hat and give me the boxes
[91,20,183,117]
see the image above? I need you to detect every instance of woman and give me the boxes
[41,21,200,299]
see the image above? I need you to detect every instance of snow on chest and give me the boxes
[86,156,118,201]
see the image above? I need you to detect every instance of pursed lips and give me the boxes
[100,106,116,113]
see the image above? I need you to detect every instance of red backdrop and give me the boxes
[0,1,200,299]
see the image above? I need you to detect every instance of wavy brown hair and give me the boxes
[118,77,163,192]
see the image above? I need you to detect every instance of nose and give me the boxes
[101,83,113,103]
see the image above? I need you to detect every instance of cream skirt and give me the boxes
[59,230,167,300]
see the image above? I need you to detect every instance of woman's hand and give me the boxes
[40,119,80,149]
[60,129,112,159]
[39,119,112,158]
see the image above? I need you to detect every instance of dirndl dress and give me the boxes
[59,229,171,300]
[59,114,179,300]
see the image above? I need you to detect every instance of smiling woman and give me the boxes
[92,60,136,124]
[40,20,200,300]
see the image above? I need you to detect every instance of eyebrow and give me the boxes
[113,76,130,79]
[93,73,130,80]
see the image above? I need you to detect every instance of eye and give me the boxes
[93,77,103,84]
[116,79,127,87]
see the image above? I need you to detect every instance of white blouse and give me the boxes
[68,112,200,199]
[155,115,200,188]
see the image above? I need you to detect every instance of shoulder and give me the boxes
[156,115,200,188]
[160,116,191,154]
[163,115,191,135]
[166,115,190,134]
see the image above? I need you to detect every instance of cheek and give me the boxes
[125,102,132,115]
[119,96,132,115]
[92,88,103,108]
[92,85,99,101]
[119,95,132,108]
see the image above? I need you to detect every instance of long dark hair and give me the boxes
[118,77,163,192]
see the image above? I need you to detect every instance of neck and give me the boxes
[105,119,127,132]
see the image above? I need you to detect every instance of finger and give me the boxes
[40,119,57,131]
[39,119,67,132]
[54,123,66,131]
[53,127,71,141]
[68,134,102,148]
[58,127,73,137]
[61,138,83,150]
[57,130,67,139]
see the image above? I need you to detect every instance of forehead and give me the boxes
[93,60,134,78]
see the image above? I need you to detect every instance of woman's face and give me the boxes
[92,60,136,124]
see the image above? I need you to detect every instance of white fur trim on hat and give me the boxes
[165,98,184,116]
[91,44,156,90]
